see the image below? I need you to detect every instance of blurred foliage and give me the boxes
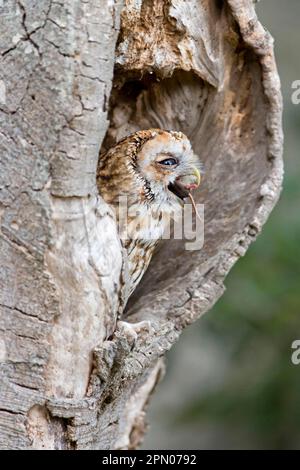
[145,0,300,450]
[175,200,300,448]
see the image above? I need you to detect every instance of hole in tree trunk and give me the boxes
[100,5,273,322]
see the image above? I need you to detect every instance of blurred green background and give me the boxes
[144,0,300,450]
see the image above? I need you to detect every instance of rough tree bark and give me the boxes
[0,0,283,450]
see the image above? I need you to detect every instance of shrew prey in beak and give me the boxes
[168,166,202,219]
[167,180,190,200]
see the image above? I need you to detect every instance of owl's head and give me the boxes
[129,129,201,208]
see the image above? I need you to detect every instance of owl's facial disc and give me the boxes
[136,130,201,203]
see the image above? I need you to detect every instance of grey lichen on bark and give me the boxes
[0,0,283,449]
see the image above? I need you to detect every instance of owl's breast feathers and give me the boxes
[125,238,158,297]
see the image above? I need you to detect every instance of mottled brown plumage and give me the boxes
[97,129,201,298]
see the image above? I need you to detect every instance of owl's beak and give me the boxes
[168,167,201,200]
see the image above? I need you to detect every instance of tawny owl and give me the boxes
[97,129,201,299]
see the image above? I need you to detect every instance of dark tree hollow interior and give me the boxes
[100,1,279,322]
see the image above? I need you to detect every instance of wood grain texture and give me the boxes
[0,0,283,449]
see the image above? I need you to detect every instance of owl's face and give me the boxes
[133,130,201,208]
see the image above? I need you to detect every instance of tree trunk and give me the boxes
[0,0,283,450]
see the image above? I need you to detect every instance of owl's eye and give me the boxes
[157,157,178,167]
